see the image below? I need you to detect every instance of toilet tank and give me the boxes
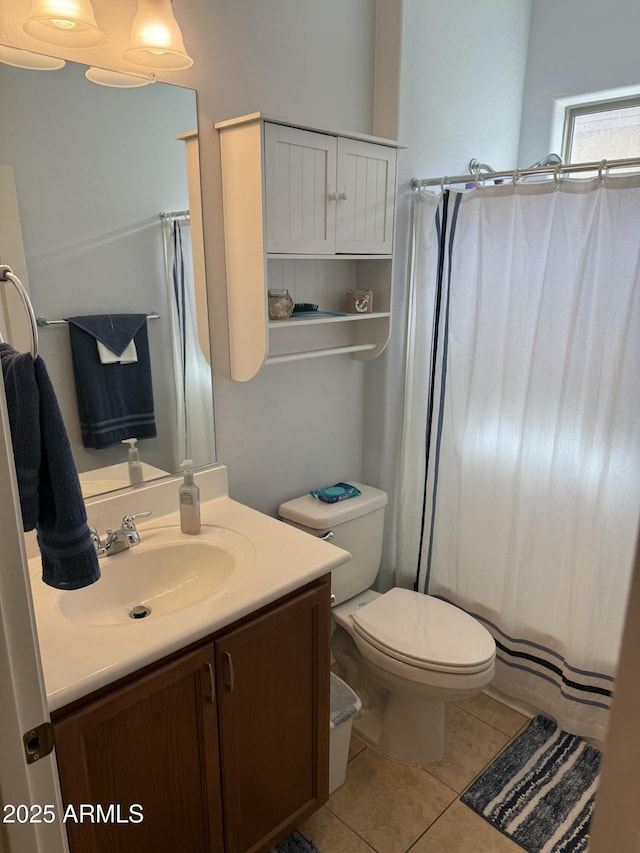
[279,483,388,606]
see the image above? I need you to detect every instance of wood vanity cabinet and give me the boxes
[215,581,330,852]
[51,576,330,853]
[52,644,224,853]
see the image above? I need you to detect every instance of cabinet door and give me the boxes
[216,581,330,853]
[265,123,337,254]
[53,645,224,853]
[335,137,397,254]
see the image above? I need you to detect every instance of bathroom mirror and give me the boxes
[0,52,215,496]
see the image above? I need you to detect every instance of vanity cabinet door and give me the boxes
[215,578,330,853]
[52,644,224,853]
[264,123,337,254]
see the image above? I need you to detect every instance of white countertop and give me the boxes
[28,484,350,712]
[78,461,170,498]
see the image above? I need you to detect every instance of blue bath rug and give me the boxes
[461,715,601,852]
[273,829,319,853]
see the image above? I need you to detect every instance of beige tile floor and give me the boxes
[299,693,531,853]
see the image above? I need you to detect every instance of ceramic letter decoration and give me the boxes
[346,289,373,313]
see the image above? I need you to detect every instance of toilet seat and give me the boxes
[350,588,495,675]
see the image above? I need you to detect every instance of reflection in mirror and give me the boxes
[0,52,215,497]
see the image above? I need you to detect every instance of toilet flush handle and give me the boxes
[320,531,334,541]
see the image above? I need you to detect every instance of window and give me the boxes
[562,96,640,164]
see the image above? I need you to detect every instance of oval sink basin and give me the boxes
[57,525,254,626]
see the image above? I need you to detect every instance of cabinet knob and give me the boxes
[339,191,348,200]
[327,191,339,201]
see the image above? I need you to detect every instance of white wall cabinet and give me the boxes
[264,124,396,255]
[215,113,400,381]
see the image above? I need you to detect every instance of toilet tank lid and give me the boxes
[279,482,388,529]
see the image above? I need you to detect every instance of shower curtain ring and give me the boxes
[512,170,518,188]
[441,176,448,193]
[598,159,608,183]
[553,165,561,186]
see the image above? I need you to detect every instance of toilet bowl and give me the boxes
[279,483,496,765]
[332,588,495,763]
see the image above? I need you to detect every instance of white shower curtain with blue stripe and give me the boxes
[398,175,640,742]
[162,219,214,467]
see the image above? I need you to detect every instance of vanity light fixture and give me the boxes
[0,44,65,69]
[85,66,153,88]
[123,0,193,70]
[23,0,106,48]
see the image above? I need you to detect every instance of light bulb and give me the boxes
[140,23,171,48]
[51,18,77,29]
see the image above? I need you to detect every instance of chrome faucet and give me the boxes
[91,511,152,557]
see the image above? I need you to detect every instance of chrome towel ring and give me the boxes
[0,265,39,359]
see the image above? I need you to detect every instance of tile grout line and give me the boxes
[417,706,528,797]
[322,801,380,852]
[455,715,531,797]
[404,718,531,852]
[404,797,460,853]
[451,699,529,739]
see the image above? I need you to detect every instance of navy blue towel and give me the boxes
[0,343,100,590]
[66,314,157,449]
[0,343,39,526]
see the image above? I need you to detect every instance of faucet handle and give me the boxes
[121,510,152,531]
[89,527,102,548]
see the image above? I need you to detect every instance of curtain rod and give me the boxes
[36,311,160,327]
[159,209,190,221]
[411,156,640,190]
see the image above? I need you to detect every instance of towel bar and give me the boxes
[0,265,39,359]
[36,311,161,327]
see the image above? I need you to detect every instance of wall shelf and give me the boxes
[216,113,400,380]
[268,311,391,329]
[266,253,393,261]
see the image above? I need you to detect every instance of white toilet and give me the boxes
[279,483,496,765]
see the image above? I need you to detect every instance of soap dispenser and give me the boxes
[179,459,201,534]
[122,438,143,485]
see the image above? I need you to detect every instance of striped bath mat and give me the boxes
[273,830,319,853]
[461,715,601,852]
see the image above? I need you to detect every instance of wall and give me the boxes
[0,61,196,476]
[518,0,640,166]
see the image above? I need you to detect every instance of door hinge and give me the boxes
[23,722,54,765]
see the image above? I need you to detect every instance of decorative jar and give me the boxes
[268,289,294,320]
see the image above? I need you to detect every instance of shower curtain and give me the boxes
[398,175,640,742]
[162,219,214,466]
